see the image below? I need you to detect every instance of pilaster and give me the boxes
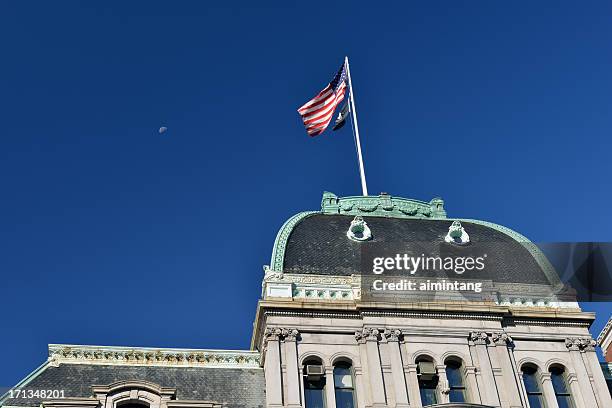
[264,328,284,408]
[383,329,409,408]
[468,331,500,407]
[579,340,612,408]
[490,331,522,408]
[356,328,387,407]
[565,337,597,408]
[282,329,301,408]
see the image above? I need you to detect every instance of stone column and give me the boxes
[580,339,612,408]
[468,331,500,407]
[282,329,302,408]
[436,364,450,404]
[404,363,422,408]
[324,366,337,408]
[539,372,560,408]
[264,328,284,408]
[356,328,387,407]
[565,337,596,408]
[491,332,523,408]
[384,329,409,408]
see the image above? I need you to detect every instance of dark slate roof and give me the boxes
[2,363,265,408]
[282,214,552,285]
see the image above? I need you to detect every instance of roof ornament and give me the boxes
[445,220,470,245]
[347,216,372,242]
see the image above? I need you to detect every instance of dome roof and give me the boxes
[270,192,560,288]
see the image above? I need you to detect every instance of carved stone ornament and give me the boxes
[346,216,372,242]
[265,327,299,342]
[355,327,380,343]
[383,328,403,342]
[47,345,260,368]
[491,331,513,346]
[281,328,300,342]
[565,337,596,352]
[445,220,470,246]
[264,327,283,342]
[469,331,489,345]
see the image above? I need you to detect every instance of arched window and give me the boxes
[303,357,326,408]
[550,366,574,408]
[521,364,544,408]
[334,361,356,408]
[445,359,466,403]
[417,356,438,406]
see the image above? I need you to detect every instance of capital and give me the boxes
[281,328,300,342]
[355,327,380,343]
[383,328,402,342]
[565,337,596,352]
[469,331,488,345]
[491,331,513,346]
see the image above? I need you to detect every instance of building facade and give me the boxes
[597,315,612,396]
[2,192,611,408]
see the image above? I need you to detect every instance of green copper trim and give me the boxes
[0,360,50,406]
[458,218,562,287]
[270,211,318,272]
[269,193,557,284]
[321,191,446,219]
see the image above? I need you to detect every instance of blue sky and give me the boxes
[1,1,611,386]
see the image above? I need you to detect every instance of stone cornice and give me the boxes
[597,315,612,348]
[48,344,260,368]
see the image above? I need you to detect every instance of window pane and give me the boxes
[446,364,464,387]
[527,394,544,408]
[556,395,574,408]
[305,389,325,408]
[334,372,353,388]
[449,389,465,403]
[420,387,438,406]
[551,369,569,394]
[522,371,540,394]
[335,389,355,408]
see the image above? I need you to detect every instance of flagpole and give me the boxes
[345,56,369,196]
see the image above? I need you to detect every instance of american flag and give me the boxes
[297,62,348,136]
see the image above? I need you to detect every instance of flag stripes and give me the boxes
[297,63,348,136]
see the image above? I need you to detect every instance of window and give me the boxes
[417,357,438,406]
[334,362,356,408]
[521,365,544,408]
[303,358,326,408]
[445,359,466,403]
[550,366,574,408]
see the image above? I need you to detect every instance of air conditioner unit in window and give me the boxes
[306,364,324,380]
[417,361,437,381]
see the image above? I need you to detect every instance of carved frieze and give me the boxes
[47,345,260,368]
